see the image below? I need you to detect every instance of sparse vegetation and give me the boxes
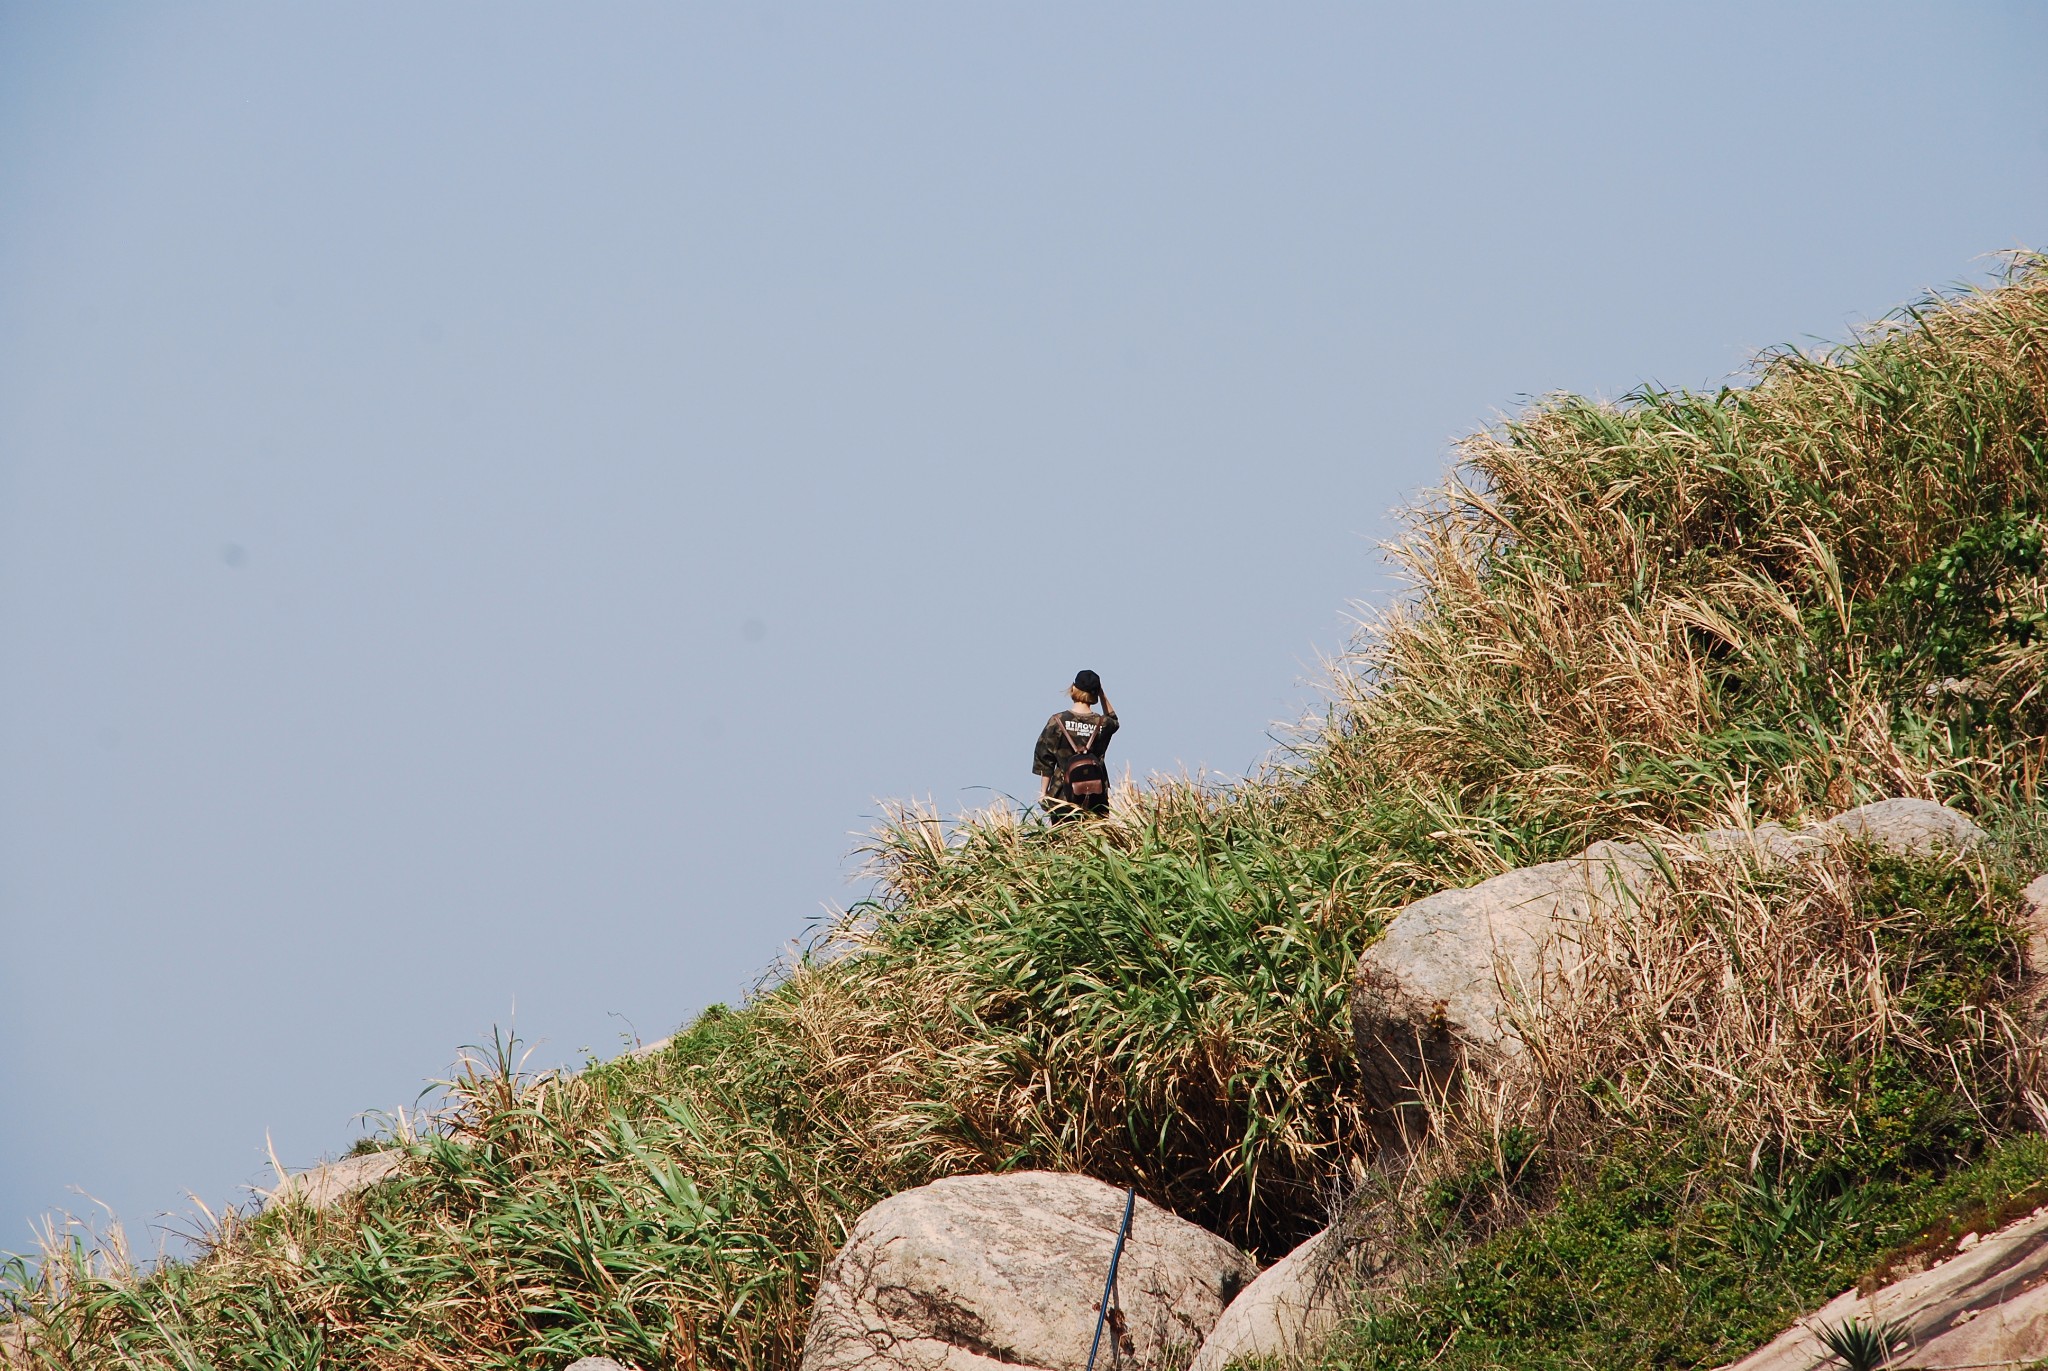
[9,258,2048,1370]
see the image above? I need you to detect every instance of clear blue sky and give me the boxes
[3,2,2044,1257]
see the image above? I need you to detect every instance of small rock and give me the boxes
[1924,676,1992,703]
[1823,796,1985,856]
[262,1150,404,1212]
[800,1171,1257,1371]
[2019,874,2048,976]
[1957,1231,1981,1251]
[562,1359,641,1371]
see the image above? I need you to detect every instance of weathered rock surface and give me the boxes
[2021,873,2048,975]
[1825,796,1987,856]
[1716,1205,2048,1370]
[262,1149,404,1212]
[1188,1226,1348,1371]
[561,1359,641,1371]
[628,1034,674,1060]
[1351,799,1985,1109]
[800,1171,1257,1371]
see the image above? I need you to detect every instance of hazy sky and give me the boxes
[3,2,2045,1256]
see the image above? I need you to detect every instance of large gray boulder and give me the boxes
[1188,1225,1349,1371]
[1716,1205,2048,1370]
[800,1172,1257,1371]
[1351,799,1985,1110]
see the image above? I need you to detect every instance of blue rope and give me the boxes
[1085,1188,1137,1371]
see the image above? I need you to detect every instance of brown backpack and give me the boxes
[1062,719,1109,806]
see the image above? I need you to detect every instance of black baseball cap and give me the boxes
[1073,669,1102,695]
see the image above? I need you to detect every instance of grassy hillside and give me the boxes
[9,257,2048,1371]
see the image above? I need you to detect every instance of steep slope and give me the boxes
[8,258,2048,1371]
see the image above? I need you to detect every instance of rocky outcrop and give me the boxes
[262,1150,405,1212]
[2021,873,2048,975]
[1188,1225,1349,1371]
[799,1171,1257,1371]
[1351,799,1985,1111]
[1716,1205,2048,1370]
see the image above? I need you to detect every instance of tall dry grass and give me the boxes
[1436,836,2033,1183]
[1310,254,2048,855]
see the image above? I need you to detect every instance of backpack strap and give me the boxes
[1062,716,1099,756]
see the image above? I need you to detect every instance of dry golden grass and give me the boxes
[1507,836,2024,1160]
[1308,256,2048,856]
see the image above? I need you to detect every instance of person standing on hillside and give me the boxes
[1033,669,1119,820]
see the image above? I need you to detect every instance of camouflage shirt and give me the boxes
[1032,709,1120,803]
